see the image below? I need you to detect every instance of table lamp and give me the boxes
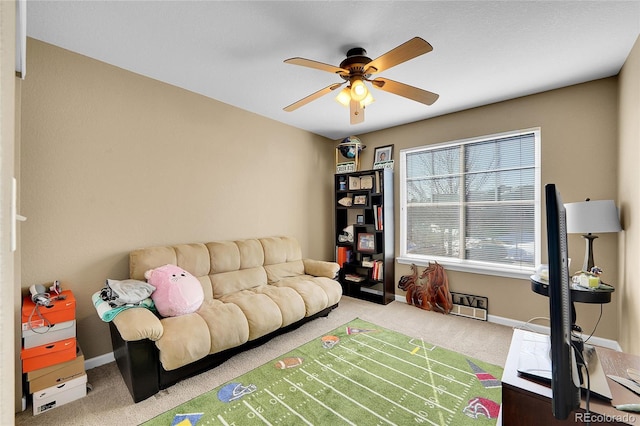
[564,199,621,272]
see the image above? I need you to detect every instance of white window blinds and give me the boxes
[401,130,540,274]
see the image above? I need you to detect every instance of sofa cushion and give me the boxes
[130,246,178,280]
[308,276,343,306]
[155,313,211,371]
[264,260,305,283]
[196,299,249,354]
[253,285,306,327]
[271,277,329,316]
[302,258,340,279]
[260,236,302,264]
[155,299,252,371]
[219,290,283,340]
[130,244,214,300]
[174,244,211,277]
[210,267,268,298]
[237,239,264,269]
[207,241,241,273]
[111,307,163,341]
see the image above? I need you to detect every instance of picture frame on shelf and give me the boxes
[348,176,361,190]
[353,195,367,205]
[356,214,364,225]
[373,145,393,165]
[360,175,374,190]
[357,233,376,252]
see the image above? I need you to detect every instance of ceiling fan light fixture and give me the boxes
[350,78,368,102]
[335,87,351,107]
[360,92,375,108]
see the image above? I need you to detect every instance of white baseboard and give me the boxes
[84,351,115,370]
[84,297,621,370]
[393,294,622,351]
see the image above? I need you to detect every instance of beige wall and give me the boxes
[19,34,635,374]
[20,39,335,360]
[1,0,19,417]
[354,77,621,341]
[618,35,640,355]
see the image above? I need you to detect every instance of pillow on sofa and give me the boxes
[144,264,204,317]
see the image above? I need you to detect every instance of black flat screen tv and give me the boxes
[545,183,581,420]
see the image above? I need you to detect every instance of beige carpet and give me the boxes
[15,296,514,425]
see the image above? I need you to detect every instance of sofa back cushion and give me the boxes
[210,267,268,299]
[260,237,302,264]
[260,237,306,283]
[130,243,214,300]
[206,239,267,298]
[129,237,306,300]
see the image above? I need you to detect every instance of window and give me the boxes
[399,129,540,278]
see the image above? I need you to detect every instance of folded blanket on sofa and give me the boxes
[92,291,156,322]
[101,279,156,307]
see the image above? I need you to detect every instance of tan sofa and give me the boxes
[108,236,342,402]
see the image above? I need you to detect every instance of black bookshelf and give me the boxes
[335,168,394,304]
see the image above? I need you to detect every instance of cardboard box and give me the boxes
[27,344,85,393]
[32,374,87,416]
[23,320,76,349]
[21,337,76,373]
[22,290,76,329]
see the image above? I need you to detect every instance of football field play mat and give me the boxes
[145,318,503,426]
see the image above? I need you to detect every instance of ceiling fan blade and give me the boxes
[365,37,433,74]
[283,83,344,112]
[284,57,349,76]
[350,99,364,124]
[370,77,439,105]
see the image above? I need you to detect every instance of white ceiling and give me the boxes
[26,1,640,140]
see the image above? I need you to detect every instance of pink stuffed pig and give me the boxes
[144,264,204,317]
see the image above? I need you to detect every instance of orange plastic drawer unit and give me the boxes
[21,337,77,373]
[21,290,76,329]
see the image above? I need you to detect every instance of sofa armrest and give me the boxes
[111,307,164,342]
[303,259,340,279]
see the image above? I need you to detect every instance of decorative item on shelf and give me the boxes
[348,175,361,190]
[353,195,367,205]
[565,198,622,272]
[336,136,365,172]
[361,257,374,268]
[373,144,394,170]
[356,214,364,225]
[359,174,374,190]
[338,196,353,207]
[338,176,347,191]
[338,225,354,243]
[572,266,609,290]
[398,263,453,314]
[357,233,376,252]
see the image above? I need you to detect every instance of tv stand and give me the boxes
[502,329,640,425]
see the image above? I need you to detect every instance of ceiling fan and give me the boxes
[283,37,439,125]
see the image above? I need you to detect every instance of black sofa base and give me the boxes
[110,303,339,402]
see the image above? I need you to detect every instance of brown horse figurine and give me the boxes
[397,263,419,305]
[398,262,453,314]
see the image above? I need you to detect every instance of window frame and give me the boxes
[398,128,541,279]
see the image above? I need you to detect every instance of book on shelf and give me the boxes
[371,260,384,280]
[362,259,375,268]
[372,205,383,230]
[336,246,351,268]
[344,273,366,282]
[373,205,378,230]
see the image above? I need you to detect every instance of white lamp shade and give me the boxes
[564,200,622,234]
